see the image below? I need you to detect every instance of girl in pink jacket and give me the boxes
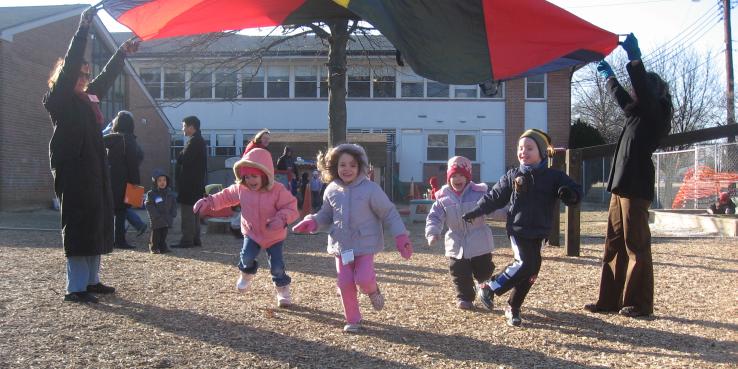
[292,143,413,333]
[194,148,298,307]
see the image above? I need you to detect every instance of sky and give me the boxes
[2,0,733,70]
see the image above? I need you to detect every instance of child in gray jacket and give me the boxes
[145,169,177,254]
[426,156,495,310]
[292,143,413,333]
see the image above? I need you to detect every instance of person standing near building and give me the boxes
[173,116,208,248]
[104,110,143,249]
[43,6,138,302]
[242,128,271,156]
[584,33,673,318]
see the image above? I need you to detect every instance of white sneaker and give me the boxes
[236,272,254,293]
[276,285,292,307]
[343,323,361,333]
[368,287,385,311]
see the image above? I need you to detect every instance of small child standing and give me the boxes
[291,143,413,333]
[194,148,298,307]
[463,129,581,327]
[425,156,495,310]
[145,169,177,254]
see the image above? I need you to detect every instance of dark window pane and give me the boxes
[215,71,237,98]
[455,148,476,161]
[163,71,185,99]
[427,147,448,161]
[427,82,449,98]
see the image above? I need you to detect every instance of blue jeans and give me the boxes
[238,238,291,287]
[126,209,146,231]
[66,255,100,293]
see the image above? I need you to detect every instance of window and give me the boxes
[400,69,423,98]
[214,70,237,99]
[526,74,546,99]
[242,67,264,98]
[372,66,396,98]
[427,134,448,161]
[319,66,329,98]
[267,65,289,98]
[455,134,477,161]
[171,135,185,159]
[480,81,505,99]
[215,134,236,156]
[190,70,212,99]
[347,65,370,97]
[163,69,185,99]
[427,81,449,98]
[294,66,318,98]
[453,85,478,99]
[139,68,161,99]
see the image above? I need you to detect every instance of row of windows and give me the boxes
[140,64,546,101]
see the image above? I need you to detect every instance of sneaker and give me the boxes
[136,224,148,237]
[368,287,385,311]
[477,283,494,310]
[504,306,522,327]
[63,291,98,303]
[343,323,361,333]
[619,306,650,317]
[86,283,115,294]
[236,272,254,293]
[150,247,161,254]
[457,300,474,310]
[276,285,292,307]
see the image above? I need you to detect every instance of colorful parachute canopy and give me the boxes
[102,0,617,84]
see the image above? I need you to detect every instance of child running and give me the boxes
[463,129,581,327]
[194,148,298,307]
[291,143,413,333]
[425,156,496,310]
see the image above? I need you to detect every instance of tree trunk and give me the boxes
[327,20,349,146]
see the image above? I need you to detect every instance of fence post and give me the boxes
[565,149,582,256]
[548,150,566,246]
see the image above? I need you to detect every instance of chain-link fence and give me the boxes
[579,142,738,209]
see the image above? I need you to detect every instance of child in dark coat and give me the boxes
[462,129,581,327]
[145,169,177,254]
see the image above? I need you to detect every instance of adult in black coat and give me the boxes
[584,33,673,318]
[42,7,139,303]
[104,111,143,249]
[173,116,207,248]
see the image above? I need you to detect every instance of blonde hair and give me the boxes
[47,57,89,89]
[317,143,369,183]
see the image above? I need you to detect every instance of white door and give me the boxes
[480,131,505,183]
[398,131,424,182]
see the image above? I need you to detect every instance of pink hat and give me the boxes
[447,156,472,183]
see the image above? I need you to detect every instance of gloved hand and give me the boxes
[462,207,485,224]
[291,218,317,233]
[120,37,141,55]
[193,197,212,215]
[266,217,285,230]
[620,33,641,61]
[558,186,577,204]
[395,234,413,260]
[426,234,439,247]
[597,60,615,80]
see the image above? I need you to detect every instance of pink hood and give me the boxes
[233,148,275,190]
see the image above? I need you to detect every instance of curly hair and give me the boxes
[316,143,369,183]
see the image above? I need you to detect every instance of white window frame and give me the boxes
[525,74,546,100]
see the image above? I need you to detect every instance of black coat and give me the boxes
[146,171,177,229]
[606,60,671,201]
[42,23,126,257]
[175,131,207,205]
[103,132,142,210]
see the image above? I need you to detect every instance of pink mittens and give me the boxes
[291,218,317,233]
[193,197,212,216]
[395,234,413,260]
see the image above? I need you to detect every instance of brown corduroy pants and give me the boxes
[595,194,654,315]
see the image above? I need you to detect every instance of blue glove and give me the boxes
[620,33,641,61]
[596,60,614,80]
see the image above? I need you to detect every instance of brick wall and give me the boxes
[547,69,572,149]
[0,16,171,209]
[505,78,525,168]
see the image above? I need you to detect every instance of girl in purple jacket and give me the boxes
[292,144,413,333]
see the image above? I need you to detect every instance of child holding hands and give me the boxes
[194,148,298,307]
[425,156,495,310]
[463,129,581,327]
[292,144,413,333]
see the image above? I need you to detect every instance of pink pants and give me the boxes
[335,254,378,324]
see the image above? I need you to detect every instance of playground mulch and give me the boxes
[0,207,736,368]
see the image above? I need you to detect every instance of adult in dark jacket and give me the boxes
[104,111,142,249]
[42,6,139,303]
[584,33,673,318]
[276,146,298,177]
[173,116,208,248]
